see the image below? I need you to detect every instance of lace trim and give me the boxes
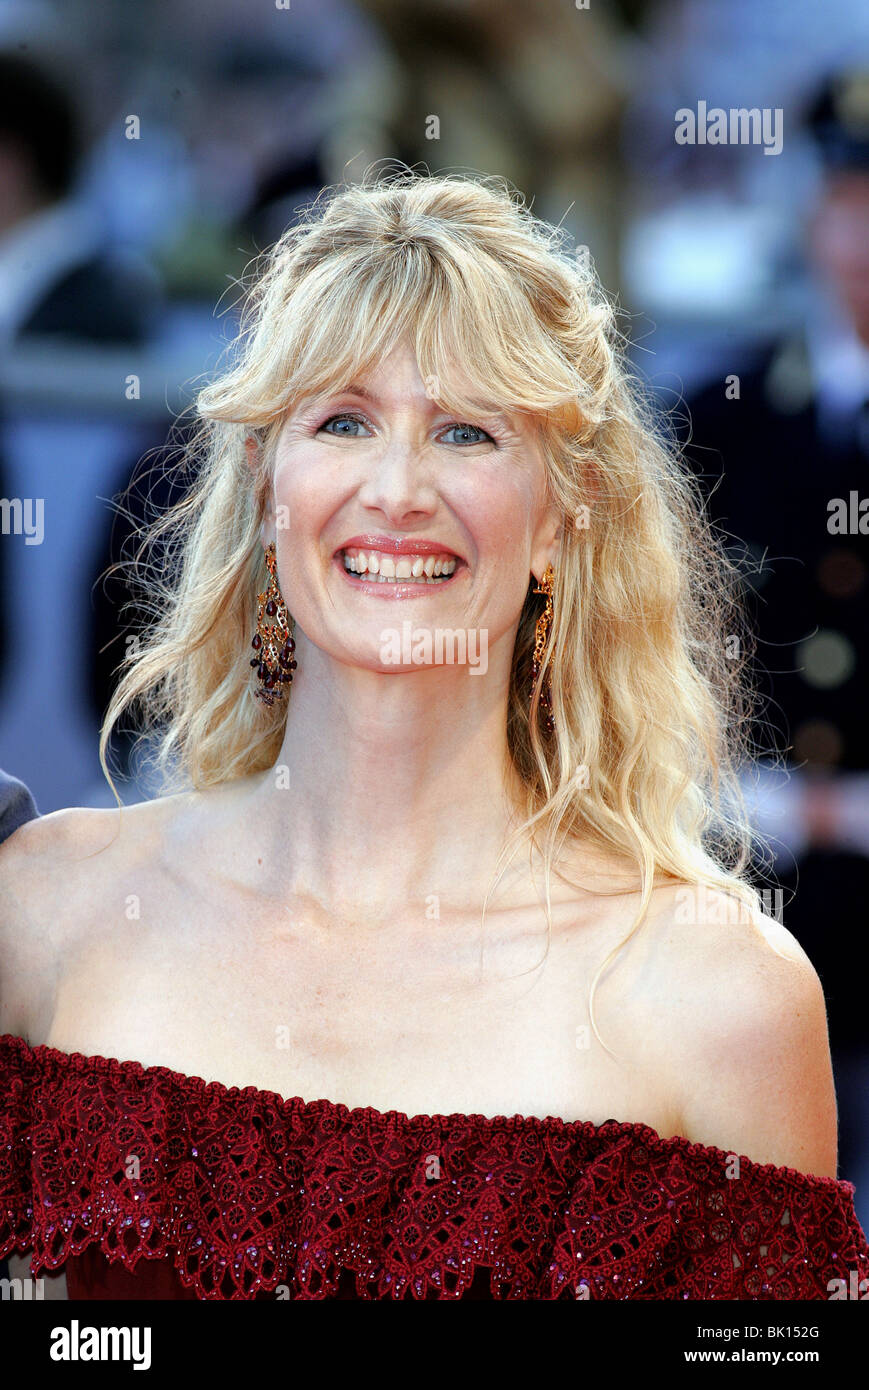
[2,1033,867,1299]
[2,1034,853,1185]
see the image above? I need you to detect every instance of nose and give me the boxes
[356,437,439,524]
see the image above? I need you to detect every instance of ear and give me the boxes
[246,435,276,549]
[530,500,563,586]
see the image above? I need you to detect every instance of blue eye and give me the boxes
[441,423,492,445]
[319,413,370,436]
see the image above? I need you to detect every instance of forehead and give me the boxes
[314,342,434,402]
[298,345,524,428]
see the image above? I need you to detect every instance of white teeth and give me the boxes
[353,571,446,584]
[341,547,459,583]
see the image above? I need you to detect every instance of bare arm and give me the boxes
[669,903,838,1178]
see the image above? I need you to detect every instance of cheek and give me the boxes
[273,447,318,497]
[272,450,337,536]
[452,468,538,554]
[449,474,537,616]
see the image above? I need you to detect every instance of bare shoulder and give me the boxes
[0,796,188,1042]
[643,881,837,1178]
[0,796,179,918]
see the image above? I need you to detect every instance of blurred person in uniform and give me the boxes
[682,68,869,1208]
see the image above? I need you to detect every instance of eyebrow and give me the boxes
[322,383,515,424]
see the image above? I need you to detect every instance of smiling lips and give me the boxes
[342,546,459,584]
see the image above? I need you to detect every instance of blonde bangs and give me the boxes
[201,193,590,440]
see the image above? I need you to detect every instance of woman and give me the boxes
[1,171,867,1300]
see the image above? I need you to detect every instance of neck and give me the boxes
[244,634,532,917]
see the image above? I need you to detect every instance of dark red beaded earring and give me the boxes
[250,542,297,707]
[530,563,556,735]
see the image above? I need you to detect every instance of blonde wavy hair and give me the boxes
[100,169,768,1054]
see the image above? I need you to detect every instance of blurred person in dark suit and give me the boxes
[0,53,162,811]
[0,52,158,346]
[0,766,37,840]
[682,67,869,1212]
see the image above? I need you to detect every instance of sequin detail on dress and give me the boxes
[2,1034,867,1300]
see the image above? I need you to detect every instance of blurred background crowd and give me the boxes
[0,0,867,1221]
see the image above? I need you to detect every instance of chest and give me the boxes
[45,895,681,1132]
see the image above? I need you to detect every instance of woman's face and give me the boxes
[254,336,560,675]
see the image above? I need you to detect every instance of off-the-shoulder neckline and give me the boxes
[0,1031,852,1194]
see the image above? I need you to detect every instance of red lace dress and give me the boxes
[2,1032,868,1300]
